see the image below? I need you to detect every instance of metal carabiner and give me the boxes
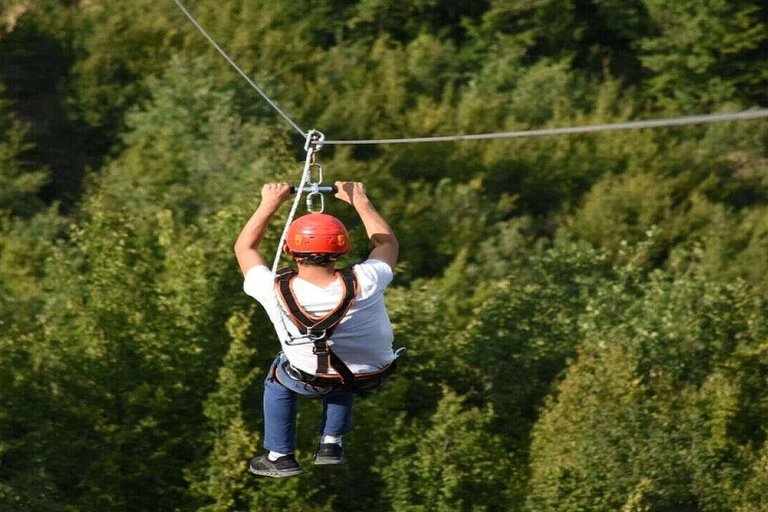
[307,330,327,341]
[308,162,323,186]
[283,334,315,346]
[306,191,325,213]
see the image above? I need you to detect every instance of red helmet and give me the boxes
[285,213,350,255]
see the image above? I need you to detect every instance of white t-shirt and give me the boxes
[243,259,395,375]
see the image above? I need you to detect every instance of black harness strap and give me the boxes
[275,267,359,381]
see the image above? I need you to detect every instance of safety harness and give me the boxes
[274,267,397,393]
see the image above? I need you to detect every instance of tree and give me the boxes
[381,388,516,512]
[640,0,768,106]
[527,257,768,511]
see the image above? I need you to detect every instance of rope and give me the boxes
[271,146,315,274]
[323,109,768,145]
[267,141,318,347]
[172,0,306,137]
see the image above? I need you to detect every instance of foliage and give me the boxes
[381,388,515,512]
[1,0,768,510]
[527,258,768,511]
[640,0,768,107]
[0,114,47,217]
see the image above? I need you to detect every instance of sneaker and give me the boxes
[314,443,346,465]
[248,454,304,478]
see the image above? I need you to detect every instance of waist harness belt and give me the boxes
[275,267,394,392]
[282,357,397,396]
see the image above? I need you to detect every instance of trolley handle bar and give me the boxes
[290,185,338,194]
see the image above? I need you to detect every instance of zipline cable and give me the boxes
[172,0,306,137]
[323,109,768,145]
[174,0,768,147]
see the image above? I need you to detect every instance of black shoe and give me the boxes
[249,454,303,478]
[314,443,346,465]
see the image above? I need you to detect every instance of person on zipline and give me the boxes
[234,181,399,478]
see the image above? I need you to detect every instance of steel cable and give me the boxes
[173,1,768,147]
[322,109,768,145]
[172,0,306,137]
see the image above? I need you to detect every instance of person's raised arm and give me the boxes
[234,183,291,276]
[334,181,398,269]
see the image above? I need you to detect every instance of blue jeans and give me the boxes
[262,353,355,453]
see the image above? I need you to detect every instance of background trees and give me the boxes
[1,0,767,510]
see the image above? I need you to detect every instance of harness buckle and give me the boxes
[312,345,329,356]
[309,329,328,355]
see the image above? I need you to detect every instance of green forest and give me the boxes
[2,0,768,510]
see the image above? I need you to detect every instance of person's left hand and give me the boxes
[261,182,292,206]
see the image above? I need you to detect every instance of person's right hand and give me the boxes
[334,181,368,206]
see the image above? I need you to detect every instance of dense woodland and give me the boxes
[2,1,768,510]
